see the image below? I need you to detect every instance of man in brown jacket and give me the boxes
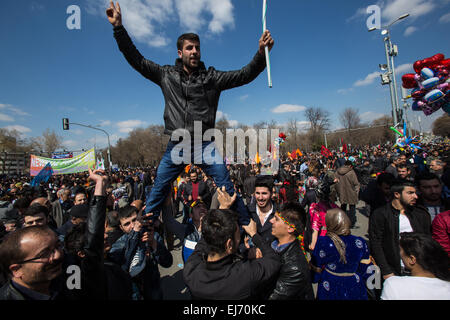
[335,160,360,228]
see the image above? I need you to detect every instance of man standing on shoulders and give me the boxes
[106,1,274,226]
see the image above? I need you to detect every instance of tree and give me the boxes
[340,107,361,130]
[35,128,64,155]
[432,114,450,137]
[0,128,34,152]
[304,106,330,148]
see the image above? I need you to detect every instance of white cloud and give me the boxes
[62,140,79,148]
[404,26,418,36]
[354,71,381,87]
[0,103,30,116]
[216,110,238,127]
[360,111,386,122]
[88,0,234,47]
[439,12,450,23]
[2,125,32,134]
[382,0,435,24]
[239,94,249,101]
[271,104,306,114]
[349,0,437,26]
[395,63,413,74]
[337,88,355,95]
[174,0,234,34]
[116,119,147,133]
[297,121,311,130]
[0,113,14,122]
[100,120,111,126]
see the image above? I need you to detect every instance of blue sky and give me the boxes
[1,0,449,153]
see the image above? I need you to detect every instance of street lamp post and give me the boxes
[369,13,409,139]
[63,119,113,169]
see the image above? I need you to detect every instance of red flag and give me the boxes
[342,144,348,154]
[321,145,331,157]
[291,149,297,159]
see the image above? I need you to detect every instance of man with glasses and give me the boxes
[0,225,64,300]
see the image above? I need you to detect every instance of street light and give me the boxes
[62,118,113,169]
[369,13,409,139]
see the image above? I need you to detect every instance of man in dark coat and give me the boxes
[369,181,431,280]
[183,209,281,299]
[268,202,314,300]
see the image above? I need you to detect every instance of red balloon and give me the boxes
[411,89,426,99]
[402,73,417,89]
[431,53,445,63]
[441,59,450,69]
[422,58,435,68]
[413,60,424,73]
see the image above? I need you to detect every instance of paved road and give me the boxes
[158,200,370,300]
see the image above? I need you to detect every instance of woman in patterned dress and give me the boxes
[310,208,373,300]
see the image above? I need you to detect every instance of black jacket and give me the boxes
[247,200,278,245]
[268,240,314,300]
[368,203,431,276]
[184,180,211,207]
[113,26,267,136]
[183,233,281,300]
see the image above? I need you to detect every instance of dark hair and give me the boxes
[0,225,55,275]
[377,172,395,186]
[64,222,86,257]
[13,197,31,210]
[399,232,450,281]
[106,210,121,228]
[201,209,238,255]
[118,205,138,222]
[24,203,49,218]
[315,181,331,202]
[415,172,441,187]
[254,175,273,193]
[280,202,306,234]
[396,163,408,170]
[177,33,200,50]
[390,180,415,197]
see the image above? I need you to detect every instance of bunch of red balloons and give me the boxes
[402,53,450,116]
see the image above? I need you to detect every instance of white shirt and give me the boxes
[399,214,413,268]
[381,276,450,300]
[256,204,273,226]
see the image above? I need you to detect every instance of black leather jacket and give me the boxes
[113,26,267,136]
[269,239,314,300]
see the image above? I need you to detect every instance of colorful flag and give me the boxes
[321,145,332,157]
[255,152,261,164]
[30,148,95,176]
[342,144,348,154]
[30,162,53,187]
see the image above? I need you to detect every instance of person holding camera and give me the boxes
[108,205,173,300]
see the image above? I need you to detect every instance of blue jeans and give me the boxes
[145,140,250,225]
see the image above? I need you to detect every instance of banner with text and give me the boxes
[30,148,95,176]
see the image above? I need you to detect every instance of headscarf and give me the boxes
[305,176,319,189]
[325,208,351,264]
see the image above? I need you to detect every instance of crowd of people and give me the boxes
[0,140,449,300]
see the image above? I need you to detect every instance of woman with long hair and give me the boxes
[310,208,373,300]
[381,232,450,300]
